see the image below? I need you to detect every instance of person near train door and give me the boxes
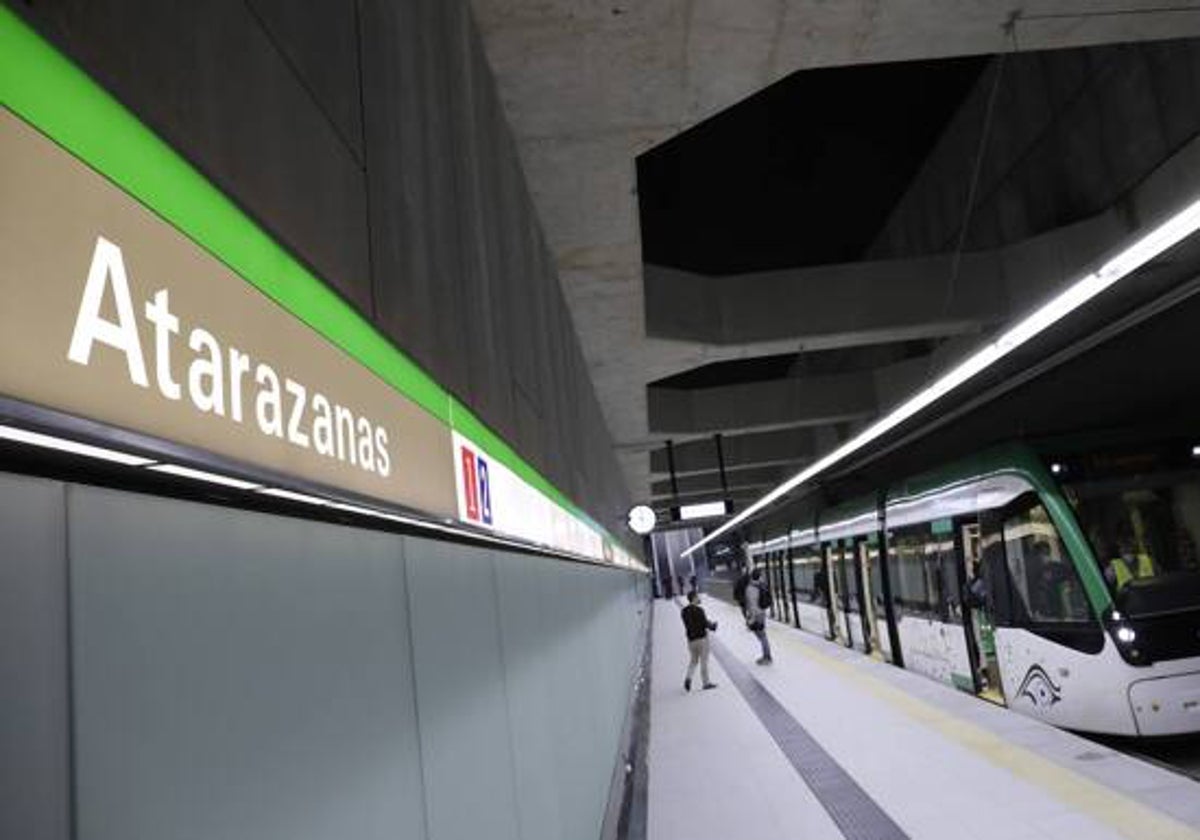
[744,568,773,665]
[680,591,718,692]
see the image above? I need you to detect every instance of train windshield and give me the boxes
[1057,446,1200,615]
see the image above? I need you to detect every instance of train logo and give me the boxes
[1016,664,1062,709]
[460,447,493,526]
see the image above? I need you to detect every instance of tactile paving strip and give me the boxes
[710,638,909,840]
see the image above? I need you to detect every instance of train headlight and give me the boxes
[1104,608,1149,665]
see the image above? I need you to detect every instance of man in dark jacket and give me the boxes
[680,591,718,692]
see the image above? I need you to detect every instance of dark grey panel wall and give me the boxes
[0,474,69,840]
[11,0,371,310]
[13,0,632,537]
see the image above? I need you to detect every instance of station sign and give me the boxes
[0,109,458,517]
[453,432,605,559]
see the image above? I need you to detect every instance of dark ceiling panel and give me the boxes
[650,338,939,390]
[636,55,988,275]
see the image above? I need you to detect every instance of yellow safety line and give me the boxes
[766,620,1200,840]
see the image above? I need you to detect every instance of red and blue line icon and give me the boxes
[460,447,493,525]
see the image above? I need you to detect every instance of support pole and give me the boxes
[714,433,730,511]
[666,439,680,506]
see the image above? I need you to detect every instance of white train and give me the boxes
[746,442,1200,736]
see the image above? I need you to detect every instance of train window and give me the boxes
[887,524,957,621]
[869,544,885,612]
[978,511,1014,625]
[843,543,860,607]
[791,550,824,604]
[1002,499,1092,624]
[888,528,926,615]
[1063,465,1200,603]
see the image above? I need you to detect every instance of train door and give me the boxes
[858,538,886,660]
[835,542,857,649]
[768,551,778,619]
[959,518,1004,704]
[824,544,846,644]
[769,551,782,622]
[844,539,869,653]
[786,546,801,629]
[776,550,792,626]
[762,553,775,619]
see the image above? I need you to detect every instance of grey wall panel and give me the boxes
[551,565,626,838]
[494,554,644,840]
[68,486,426,840]
[493,551,566,840]
[0,474,69,840]
[403,537,522,840]
[541,563,604,840]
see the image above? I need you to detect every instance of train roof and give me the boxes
[884,442,1056,506]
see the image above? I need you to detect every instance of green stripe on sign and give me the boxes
[0,6,621,548]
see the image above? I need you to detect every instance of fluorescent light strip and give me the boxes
[682,197,1200,558]
[257,487,330,506]
[150,463,262,490]
[329,501,385,517]
[259,486,606,560]
[0,424,155,466]
[0,428,635,568]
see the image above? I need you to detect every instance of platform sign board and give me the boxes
[452,431,605,559]
[0,109,459,517]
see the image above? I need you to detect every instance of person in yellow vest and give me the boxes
[1106,536,1156,591]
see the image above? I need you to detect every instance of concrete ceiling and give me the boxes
[468,0,1200,512]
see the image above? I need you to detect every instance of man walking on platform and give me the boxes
[744,568,773,665]
[680,591,718,692]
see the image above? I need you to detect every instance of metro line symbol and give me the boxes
[460,447,493,525]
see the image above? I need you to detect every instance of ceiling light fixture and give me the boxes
[683,196,1200,557]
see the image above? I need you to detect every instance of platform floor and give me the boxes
[647,596,1200,840]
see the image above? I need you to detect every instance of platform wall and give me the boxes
[0,471,649,840]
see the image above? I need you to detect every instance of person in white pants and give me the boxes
[744,569,773,664]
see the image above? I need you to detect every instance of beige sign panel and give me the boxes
[0,109,457,517]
